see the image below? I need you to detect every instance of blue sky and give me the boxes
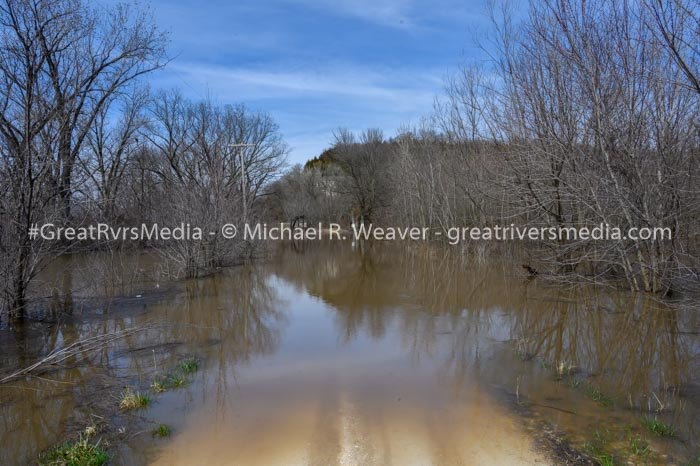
[147,0,495,165]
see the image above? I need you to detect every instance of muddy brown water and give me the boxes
[0,242,699,465]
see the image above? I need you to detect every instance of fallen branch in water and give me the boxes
[0,324,165,385]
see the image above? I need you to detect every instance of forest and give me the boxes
[1,0,699,317]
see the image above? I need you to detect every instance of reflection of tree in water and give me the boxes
[273,241,699,430]
[33,250,161,304]
[273,241,395,340]
[171,264,287,419]
[274,241,518,358]
[511,288,699,408]
[0,261,286,465]
[177,265,285,359]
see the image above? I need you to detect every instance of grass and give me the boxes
[83,425,97,438]
[38,435,108,466]
[151,373,185,391]
[556,367,612,406]
[583,441,617,466]
[149,357,199,394]
[178,358,199,374]
[565,378,581,389]
[642,416,676,437]
[119,388,151,410]
[589,388,613,406]
[151,424,172,438]
[629,436,650,456]
[165,374,185,388]
[579,384,613,406]
[151,379,166,393]
[582,430,620,466]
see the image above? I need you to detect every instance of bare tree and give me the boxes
[36,0,168,219]
[0,0,166,323]
[80,88,149,221]
[331,128,390,225]
[144,92,287,277]
[431,0,700,292]
[644,0,700,94]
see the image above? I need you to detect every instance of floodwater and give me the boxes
[0,241,699,465]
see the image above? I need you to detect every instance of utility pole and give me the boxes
[229,143,255,224]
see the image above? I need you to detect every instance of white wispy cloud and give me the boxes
[161,62,440,110]
[284,0,415,29]
[281,0,480,30]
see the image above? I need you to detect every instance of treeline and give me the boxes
[0,0,287,323]
[274,0,700,295]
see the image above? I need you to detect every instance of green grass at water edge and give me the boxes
[38,436,108,466]
[642,416,676,437]
[151,424,172,437]
[119,389,151,410]
[178,358,199,374]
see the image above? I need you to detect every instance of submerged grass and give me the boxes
[149,357,199,394]
[561,376,614,407]
[583,431,618,466]
[629,436,650,456]
[178,358,199,374]
[511,344,681,465]
[642,416,676,437]
[38,435,108,466]
[151,424,172,438]
[151,373,184,391]
[119,388,150,410]
[539,355,612,407]
[165,373,185,388]
[585,386,614,406]
[150,380,166,393]
[578,427,663,466]
[583,442,617,466]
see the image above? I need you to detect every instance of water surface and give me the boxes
[1,242,698,464]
